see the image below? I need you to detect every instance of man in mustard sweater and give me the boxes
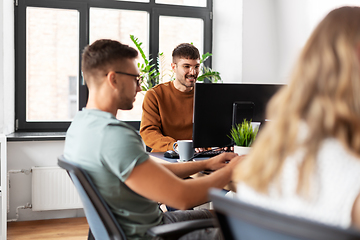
[140,43,199,152]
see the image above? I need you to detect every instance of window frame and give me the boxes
[15,0,213,132]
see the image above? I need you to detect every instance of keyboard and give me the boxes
[194,150,226,158]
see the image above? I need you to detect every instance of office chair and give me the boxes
[209,188,360,240]
[58,155,214,240]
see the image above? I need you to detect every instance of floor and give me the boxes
[7,217,89,240]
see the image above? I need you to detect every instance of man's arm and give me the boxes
[160,152,238,178]
[140,89,176,152]
[125,154,242,210]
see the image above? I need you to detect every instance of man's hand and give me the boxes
[194,147,209,153]
[205,152,240,171]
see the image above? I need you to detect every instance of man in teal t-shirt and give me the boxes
[64,39,241,239]
[65,109,162,238]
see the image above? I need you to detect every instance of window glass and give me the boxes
[159,16,204,82]
[156,0,206,7]
[26,7,79,121]
[90,8,148,52]
[90,8,149,121]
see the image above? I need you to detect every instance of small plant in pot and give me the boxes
[229,119,258,156]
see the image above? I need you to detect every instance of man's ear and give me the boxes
[171,62,176,71]
[106,71,118,89]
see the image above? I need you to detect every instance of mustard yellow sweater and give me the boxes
[140,81,194,152]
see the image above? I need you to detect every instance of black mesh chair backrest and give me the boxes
[58,155,127,240]
[209,189,360,240]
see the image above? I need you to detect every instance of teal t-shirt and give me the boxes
[64,108,162,239]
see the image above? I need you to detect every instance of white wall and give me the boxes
[0,0,15,135]
[6,141,84,220]
[275,0,360,83]
[212,0,242,83]
[242,0,280,83]
[238,0,360,84]
[213,0,290,84]
[276,0,311,83]
[0,1,5,134]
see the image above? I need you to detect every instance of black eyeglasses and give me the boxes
[106,71,143,87]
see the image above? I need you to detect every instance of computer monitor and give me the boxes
[192,82,285,148]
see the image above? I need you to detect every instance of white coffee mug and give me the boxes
[173,140,194,162]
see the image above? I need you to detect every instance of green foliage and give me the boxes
[197,53,222,83]
[200,52,212,64]
[130,35,162,91]
[228,119,258,147]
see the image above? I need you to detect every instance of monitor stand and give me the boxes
[232,101,255,126]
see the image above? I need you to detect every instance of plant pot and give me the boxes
[233,145,251,156]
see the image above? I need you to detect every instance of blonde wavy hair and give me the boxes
[233,6,360,196]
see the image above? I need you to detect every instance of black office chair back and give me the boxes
[209,189,360,240]
[58,155,127,240]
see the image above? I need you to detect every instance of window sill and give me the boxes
[6,132,66,142]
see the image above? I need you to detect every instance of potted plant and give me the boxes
[197,52,222,83]
[130,35,163,91]
[228,119,258,156]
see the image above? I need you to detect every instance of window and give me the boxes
[159,15,204,82]
[26,7,79,122]
[89,7,149,122]
[15,0,213,131]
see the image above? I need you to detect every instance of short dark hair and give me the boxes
[82,39,138,79]
[172,43,200,62]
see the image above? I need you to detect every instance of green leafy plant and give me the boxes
[130,35,163,91]
[228,119,258,147]
[197,52,222,83]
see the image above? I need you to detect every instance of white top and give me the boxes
[236,138,360,228]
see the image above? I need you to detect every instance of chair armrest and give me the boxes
[147,218,215,240]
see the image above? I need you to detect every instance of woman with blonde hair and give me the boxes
[233,6,360,229]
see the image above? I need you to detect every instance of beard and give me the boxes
[118,92,135,111]
[179,74,197,87]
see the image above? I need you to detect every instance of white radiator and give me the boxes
[31,166,83,211]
